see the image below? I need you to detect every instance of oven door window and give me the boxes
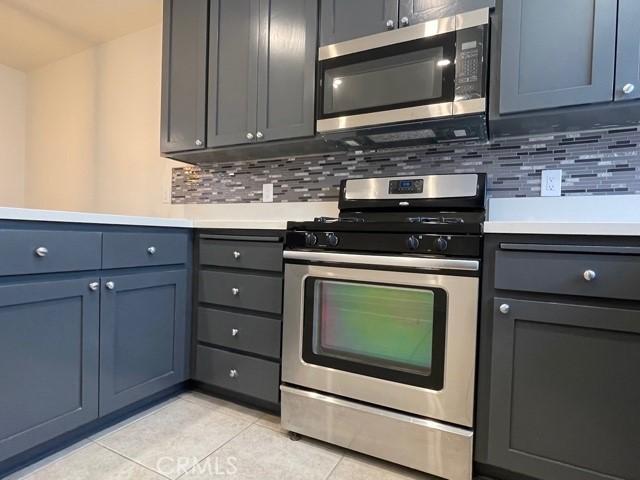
[302,279,446,390]
[318,33,456,119]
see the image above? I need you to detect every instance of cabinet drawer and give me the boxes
[0,229,101,276]
[198,307,281,359]
[199,270,282,314]
[102,232,188,269]
[195,345,280,404]
[199,239,282,272]
[495,250,640,301]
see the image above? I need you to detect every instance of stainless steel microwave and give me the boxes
[316,8,489,148]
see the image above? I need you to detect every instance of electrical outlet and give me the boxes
[262,183,274,203]
[541,169,562,197]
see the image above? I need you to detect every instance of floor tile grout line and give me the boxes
[323,453,346,480]
[93,440,174,480]
[177,393,265,424]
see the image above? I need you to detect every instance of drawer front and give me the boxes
[0,230,101,276]
[103,232,188,269]
[199,239,283,272]
[198,307,281,359]
[199,270,283,314]
[195,345,280,404]
[495,250,640,301]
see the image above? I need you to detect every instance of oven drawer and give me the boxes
[197,307,281,359]
[199,270,283,314]
[495,250,640,301]
[200,239,282,272]
[195,345,280,404]
[102,232,188,269]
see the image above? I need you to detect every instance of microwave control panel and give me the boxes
[455,25,487,101]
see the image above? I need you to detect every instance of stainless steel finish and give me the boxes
[195,139,203,146]
[246,132,254,140]
[623,83,635,94]
[317,103,452,133]
[400,16,409,27]
[88,282,99,291]
[105,281,115,290]
[319,15,456,60]
[231,287,240,296]
[343,173,479,200]
[385,19,395,29]
[583,269,597,281]
[231,328,239,337]
[147,246,157,255]
[34,246,48,257]
[282,262,479,426]
[283,250,479,272]
[233,251,241,259]
[452,97,486,115]
[229,369,238,378]
[281,386,473,480]
[455,7,490,30]
[256,131,264,139]
[499,303,510,314]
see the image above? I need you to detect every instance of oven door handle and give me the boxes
[283,250,479,272]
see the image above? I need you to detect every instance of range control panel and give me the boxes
[389,178,424,195]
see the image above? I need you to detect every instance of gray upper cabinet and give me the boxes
[160,0,208,153]
[615,0,640,101]
[99,270,188,416]
[256,0,317,142]
[498,0,617,114]
[320,0,399,46]
[0,278,99,463]
[398,0,494,27]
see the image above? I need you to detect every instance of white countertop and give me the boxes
[485,196,640,236]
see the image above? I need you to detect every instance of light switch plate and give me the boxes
[541,169,562,197]
[262,183,274,203]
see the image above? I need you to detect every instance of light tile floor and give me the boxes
[7,391,434,480]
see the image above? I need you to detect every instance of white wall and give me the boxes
[25,24,182,216]
[0,63,26,207]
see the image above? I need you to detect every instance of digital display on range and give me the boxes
[389,179,424,194]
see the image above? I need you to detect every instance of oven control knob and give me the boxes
[304,233,318,247]
[406,235,420,250]
[327,233,339,247]
[434,236,448,252]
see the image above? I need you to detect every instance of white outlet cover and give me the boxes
[262,183,274,203]
[541,169,562,197]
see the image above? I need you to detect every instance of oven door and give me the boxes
[282,252,479,427]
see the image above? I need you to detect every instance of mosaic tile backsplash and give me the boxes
[172,127,640,204]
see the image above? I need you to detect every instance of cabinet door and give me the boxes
[498,0,616,114]
[208,0,260,147]
[99,270,188,416]
[160,0,208,153]
[0,278,99,462]
[398,0,493,27]
[485,298,640,480]
[320,0,399,46]
[615,0,640,101]
[256,0,317,142]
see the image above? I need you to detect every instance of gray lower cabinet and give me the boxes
[160,0,208,153]
[498,0,617,114]
[320,0,399,46]
[0,277,100,463]
[485,298,640,480]
[398,0,494,27]
[99,270,188,416]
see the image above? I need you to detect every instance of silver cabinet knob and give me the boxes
[623,83,635,94]
[195,139,203,146]
[229,369,239,378]
[232,287,240,296]
[105,281,115,290]
[35,246,48,257]
[583,269,597,281]
[233,251,241,259]
[147,246,157,255]
[246,132,254,140]
[89,282,99,291]
[231,328,239,337]
[499,304,510,314]
[386,19,395,29]
[256,131,264,139]
[400,16,409,27]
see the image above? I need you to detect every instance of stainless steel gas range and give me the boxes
[280,173,486,480]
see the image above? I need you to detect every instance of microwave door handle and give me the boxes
[283,250,479,272]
